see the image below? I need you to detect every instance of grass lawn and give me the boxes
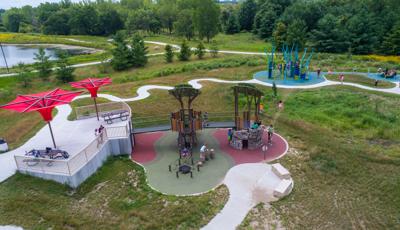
[145,32,272,52]
[0,157,229,229]
[325,73,396,88]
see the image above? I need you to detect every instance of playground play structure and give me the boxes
[230,84,265,150]
[168,84,206,178]
[265,44,314,81]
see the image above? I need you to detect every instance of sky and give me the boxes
[0,0,84,10]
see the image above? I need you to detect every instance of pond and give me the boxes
[0,44,98,68]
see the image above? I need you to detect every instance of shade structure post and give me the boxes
[47,122,57,149]
[93,97,99,121]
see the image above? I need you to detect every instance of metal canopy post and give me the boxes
[47,122,57,148]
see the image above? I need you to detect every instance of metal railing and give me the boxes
[15,102,132,176]
[75,101,128,120]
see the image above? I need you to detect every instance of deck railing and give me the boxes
[75,101,129,120]
[15,102,132,176]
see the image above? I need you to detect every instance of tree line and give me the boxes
[1,0,399,55]
[223,0,400,55]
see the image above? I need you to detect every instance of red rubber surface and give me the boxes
[131,132,164,164]
[213,129,288,165]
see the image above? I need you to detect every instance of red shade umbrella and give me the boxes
[70,77,112,120]
[0,88,83,148]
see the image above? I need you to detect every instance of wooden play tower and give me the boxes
[169,84,203,149]
[233,83,264,130]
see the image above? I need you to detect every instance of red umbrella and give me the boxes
[70,77,112,120]
[0,88,83,148]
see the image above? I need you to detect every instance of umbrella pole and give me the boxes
[94,97,99,121]
[47,122,57,149]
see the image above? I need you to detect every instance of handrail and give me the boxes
[16,101,132,176]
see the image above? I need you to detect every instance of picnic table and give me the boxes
[101,110,129,124]
[25,148,69,160]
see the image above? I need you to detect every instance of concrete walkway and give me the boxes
[202,163,292,230]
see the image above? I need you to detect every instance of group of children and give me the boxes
[378,68,397,78]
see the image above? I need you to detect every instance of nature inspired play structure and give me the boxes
[231,84,264,150]
[169,84,203,149]
[265,44,314,81]
[168,84,205,178]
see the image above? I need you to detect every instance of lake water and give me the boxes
[0,44,95,68]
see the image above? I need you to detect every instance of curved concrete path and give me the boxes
[202,163,293,230]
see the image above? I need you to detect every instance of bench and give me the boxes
[101,110,129,124]
[273,179,293,198]
[272,163,290,179]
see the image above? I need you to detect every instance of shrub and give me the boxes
[179,40,191,61]
[33,47,52,81]
[195,42,205,59]
[165,44,174,63]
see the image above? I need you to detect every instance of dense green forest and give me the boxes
[0,0,399,55]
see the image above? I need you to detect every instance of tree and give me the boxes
[130,34,148,67]
[165,44,174,63]
[238,0,257,31]
[98,7,123,35]
[34,47,53,81]
[43,11,70,35]
[111,32,131,71]
[346,9,378,54]
[16,63,30,88]
[381,23,400,55]
[3,9,22,32]
[209,42,219,58]
[55,51,74,83]
[272,22,287,49]
[158,0,178,34]
[285,19,307,48]
[195,42,205,59]
[68,5,100,35]
[194,0,220,42]
[126,9,159,34]
[225,12,240,34]
[174,9,195,40]
[179,40,191,61]
[37,2,60,25]
[253,2,279,39]
[310,14,348,53]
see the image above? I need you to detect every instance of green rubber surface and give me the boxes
[145,129,234,195]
